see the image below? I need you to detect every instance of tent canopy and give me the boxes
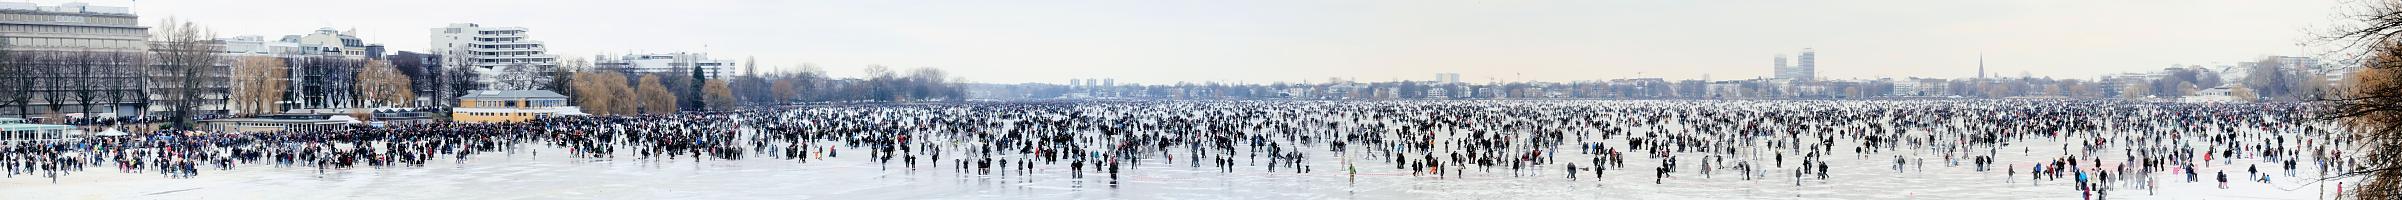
[93,128,128,136]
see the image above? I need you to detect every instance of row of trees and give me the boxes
[565,72,684,115]
[229,56,285,114]
[2242,57,2338,101]
[958,65,2325,101]
[0,18,238,130]
[731,64,966,104]
[355,60,413,108]
[0,50,148,121]
[225,55,419,115]
[970,78,2109,100]
[562,63,968,115]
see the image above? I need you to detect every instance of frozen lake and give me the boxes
[0,138,2346,199]
[0,100,2359,199]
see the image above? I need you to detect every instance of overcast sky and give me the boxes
[61,0,2357,84]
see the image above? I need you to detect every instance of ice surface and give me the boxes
[2,139,2347,199]
[0,101,2359,199]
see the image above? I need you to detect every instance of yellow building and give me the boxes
[451,90,585,123]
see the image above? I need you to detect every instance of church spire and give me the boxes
[1978,53,1986,80]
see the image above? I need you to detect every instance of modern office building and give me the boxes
[1796,48,1816,82]
[430,23,557,88]
[592,52,738,80]
[0,2,162,119]
[0,2,141,51]
[221,27,387,59]
[218,35,282,55]
[2270,56,2321,72]
[1773,54,1793,80]
[1434,73,1462,84]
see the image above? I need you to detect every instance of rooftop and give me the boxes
[0,2,132,16]
[460,90,569,99]
[0,123,70,132]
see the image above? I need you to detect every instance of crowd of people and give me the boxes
[0,99,2358,198]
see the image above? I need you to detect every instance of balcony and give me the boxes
[469,47,546,52]
[469,40,541,46]
[473,54,556,59]
[472,33,526,38]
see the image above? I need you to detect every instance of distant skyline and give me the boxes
[58,0,2356,84]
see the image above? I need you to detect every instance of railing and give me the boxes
[470,41,540,45]
[470,47,546,52]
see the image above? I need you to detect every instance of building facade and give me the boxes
[0,2,161,119]
[200,114,351,133]
[450,90,581,123]
[218,28,399,113]
[1773,50,1817,82]
[430,23,557,88]
[1795,48,1816,82]
[593,52,737,80]
[288,28,384,59]
[388,51,447,107]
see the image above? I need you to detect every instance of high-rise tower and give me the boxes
[1797,48,1816,81]
[1774,54,1790,80]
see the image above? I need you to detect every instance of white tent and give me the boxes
[92,128,128,136]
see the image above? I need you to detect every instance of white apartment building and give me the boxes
[593,52,738,80]
[222,28,384,59]
[218,35,276,55]
[430,23,557,87]
[292,28,383,59]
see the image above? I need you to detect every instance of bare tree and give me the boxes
[102,50,137,118]
[436,47,477,108]
[0,37,20,118]
[69,50,100,118]
[769,79,798,104]
[2119,81,2151,99]
[118,51,148,119]
[444,66,483,103]
[230,56,287,115]
[2318,1,2402,198]
[37,51,69,119]
[548,58,585,94]
[487,63,559,91]
[354,60,413,108]
[151,17,225,130]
